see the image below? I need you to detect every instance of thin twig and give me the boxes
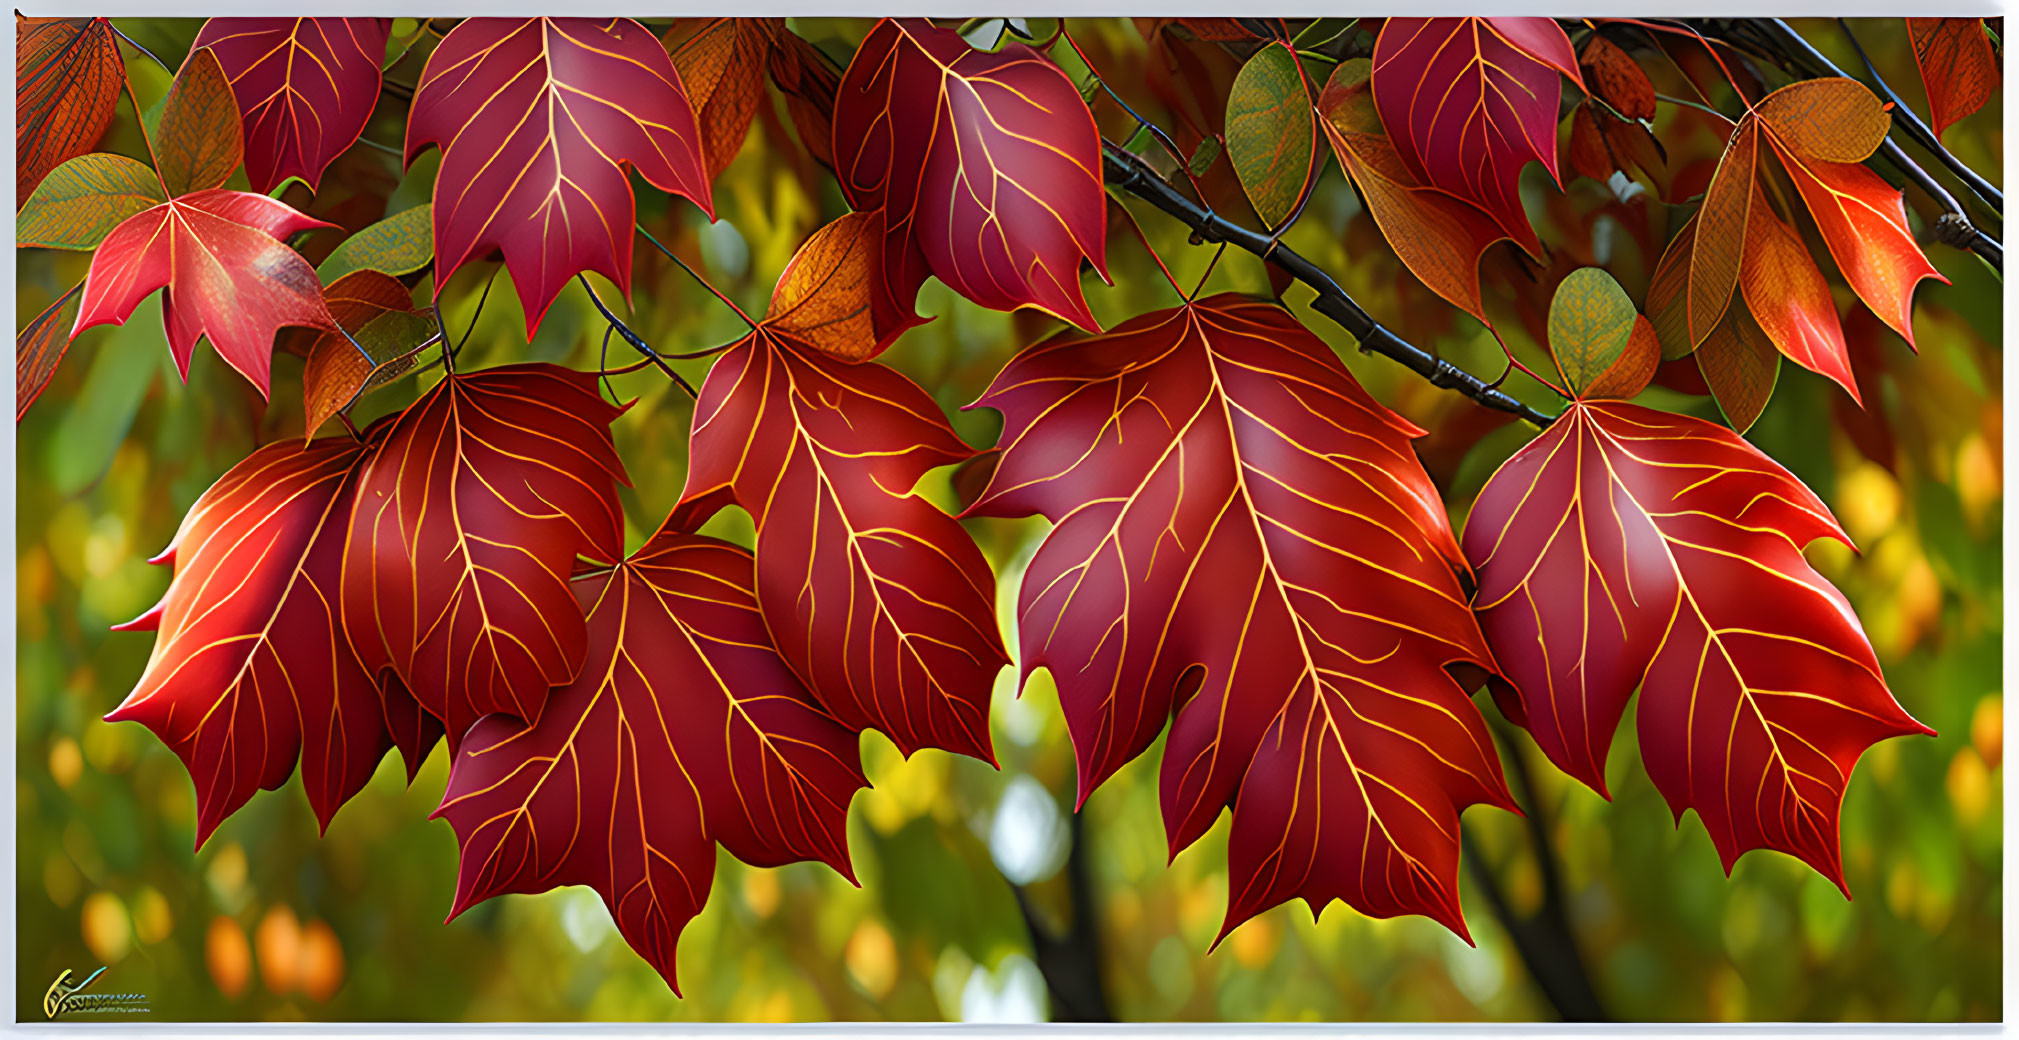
[1830,18,2003,213]
[634,224,758,329]
[1102,141,1559,428]
[577,275,698,398]
[110,26,171,75]
[1726,19,2001,270]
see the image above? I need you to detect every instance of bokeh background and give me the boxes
[15,16,2002,1022]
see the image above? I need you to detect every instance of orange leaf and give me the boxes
[1583,316,1659,400]
[765,26,840,169]
[764,210,924,361]
[1908,18,1999,137]
[17,280,83,421]
[1768,138,1947,346]
[667,18,777,180]
[16,16,123,201]
[157,47,243,198]
[300,271,439,437]
[1318,59,1507,326]
[1695,293,1779,433]
[1738,182,1857,403]
[1579,34,1654,121]
[1687,121,1757,348]
[1754,77,1890,163]
[1564,104,1614,184]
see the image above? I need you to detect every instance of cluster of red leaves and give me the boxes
[19,14,1956,993]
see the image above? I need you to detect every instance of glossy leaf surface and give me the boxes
[968,295,1513,941]
[405,17,713,335]
[71,188,338,395]
[106,438,416,844]
[675,327,1006,762]
[436,532,867,994]
[1465,400,1932,887]
[1317,59,1505,325]
[833,18,1108,331]
[191,18,391,192]
[342,364,629,746]
[1371,17,1580,256]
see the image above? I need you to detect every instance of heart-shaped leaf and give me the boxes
[833,18,1108,331]
[191,18,391,192]
[404,17,714,335]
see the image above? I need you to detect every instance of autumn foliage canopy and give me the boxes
[17,14,1995,994]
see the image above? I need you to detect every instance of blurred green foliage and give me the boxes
[16,15,2001,1022]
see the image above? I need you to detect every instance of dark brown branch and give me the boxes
[1102,142,1559,429]
[1708,18,2001,271]
[1006,811,1115,1022]
[1459,718,1610,1021]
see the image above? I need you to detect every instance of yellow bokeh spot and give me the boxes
[1954,433,2000,531]
[844,920,898,999]
[1228,913,1279,968]
[1886,862,1919,920]
[80,891,131,964]
[1947,748,1992,826]
[858,734,950,833]
[742,869,781,919]
[130,886,172,945]
[1971,694,2002,771]
[206,916,251,999]
[206,844,248,904]
[1835,462,1901,546]
[48,738,82,790]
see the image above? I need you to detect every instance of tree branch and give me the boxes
[1007,811,1116,1022]
[1460,720,1611,1022]
[1707,18,2002,271]
[1101,142,1560,429]
[576,276,698,398]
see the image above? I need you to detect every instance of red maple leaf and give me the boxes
[341,364,630,748]
[71,189,337,395]
[673,324,1007,762]
[833,18,1109,331]
[1370,17,1582,257]
[966,295,1515,941]
[404,17,713,336]
[106,437,438,846]
[191,18,390,192]
[435,531,866,993]
[1464,322,1933,887]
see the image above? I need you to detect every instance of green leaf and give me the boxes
[1547,267,1639,396]
[1188,136,1223,178]
[318,204,436,282]
[1225,42,1315,229]
[16,153,166,250]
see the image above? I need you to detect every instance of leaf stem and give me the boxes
[1723,18,2001,270]
[1101,141,1559,428]
[577,275,698,399]
[634,223,758,330]
[110,25,172,75]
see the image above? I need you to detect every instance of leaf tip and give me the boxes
[109,601,165,632]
